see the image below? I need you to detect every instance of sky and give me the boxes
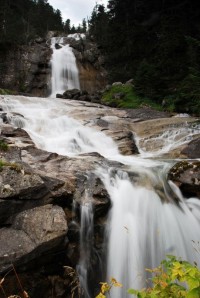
[48,0,108,26]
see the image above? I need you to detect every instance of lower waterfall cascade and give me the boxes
[0,95,200,298]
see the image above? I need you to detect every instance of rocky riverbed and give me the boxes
[0,95,199,297]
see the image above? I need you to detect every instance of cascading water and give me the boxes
[50,36,80,97]
[1,95,200,298]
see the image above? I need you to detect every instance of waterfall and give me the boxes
[100,168,200,297]
[1,95,200,298]
[50,36,80,97]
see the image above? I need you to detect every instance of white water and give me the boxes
[137,124,200,158]
[50,37,80,97]
[100,169,200,297]
[1,95,200,297]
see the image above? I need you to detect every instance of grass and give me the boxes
[0,159,21,172]
[0,140,9,151]
[101,84,163,110]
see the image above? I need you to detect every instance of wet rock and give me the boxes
[56,93,63,98]
[62,89,81,99]
[168,161,200,198]
[0,112,8,123]
[73,174,111,218]
[0,204,68,273]
[108,130,139,155]
[181,137,200,159]
[55,43,62,50]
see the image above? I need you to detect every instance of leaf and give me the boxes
[95,293,106,298]
[100,282,110,294]
[127,288,139,295]
[186,286,200,298]
[111,278,122,288]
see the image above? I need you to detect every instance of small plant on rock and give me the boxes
[0,140,8,151]
[128,256,200,298]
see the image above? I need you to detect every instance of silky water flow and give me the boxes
[50,36,80,98]
[1,78,200,297]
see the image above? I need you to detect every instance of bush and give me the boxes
[96,256,200,298]
[101,84,162,110]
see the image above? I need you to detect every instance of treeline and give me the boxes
[0,0,64,45]
[89,0,200,114]
[0,0,87,47]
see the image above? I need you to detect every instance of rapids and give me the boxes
[1,95,200,298]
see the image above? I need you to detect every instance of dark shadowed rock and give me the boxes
[55,43,62,49]
[181,137,200,159]
[62,89,81,99]
[0,165,49,200]
[0,204,68,273]
[56,93,63,98]
[168,161,200,198]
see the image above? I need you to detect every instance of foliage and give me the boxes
[175,68,200,115]
[96,257,200,297]
[101,84,163,110]
[0,0,63,45]
[0,88,15,95]
[89,0,200,115]
[96,277,122,298]
[128,256,200,298]
[0,140,8,151]
[0,159,22,172]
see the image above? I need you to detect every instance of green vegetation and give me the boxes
[0,0,87,47]
[102,84,172,111]
[0,159,5,171]
[89,0,200,115]
[0,88,16,95]
[0,0,63,45]
[0,140,8,151]
[96,256,200,298]
[0,159,21,172]
[128,256,200,298]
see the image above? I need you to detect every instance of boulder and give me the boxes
[112,82,123,86]
[0,164,49,200]
[62,89,81,99]
[0,204,68,273]
[181,137,200,159]
[55,43,62,50]
[168,161,200,198]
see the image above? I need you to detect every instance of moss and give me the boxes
[0,88,16,95]
[101,84,163,110]
[0,140,9,151]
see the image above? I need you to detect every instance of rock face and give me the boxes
[0,204,67,273]
[65,34,107,93]
[181,137,200,159]
[168,161,200,198]
[0,40,52,96]
[0,33,108,96]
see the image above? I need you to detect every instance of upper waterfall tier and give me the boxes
[49,37,80,98]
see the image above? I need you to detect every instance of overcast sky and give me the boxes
[48,0,108,26]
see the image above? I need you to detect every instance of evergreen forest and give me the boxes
[0,0,200,114]
[89,0,200,114]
